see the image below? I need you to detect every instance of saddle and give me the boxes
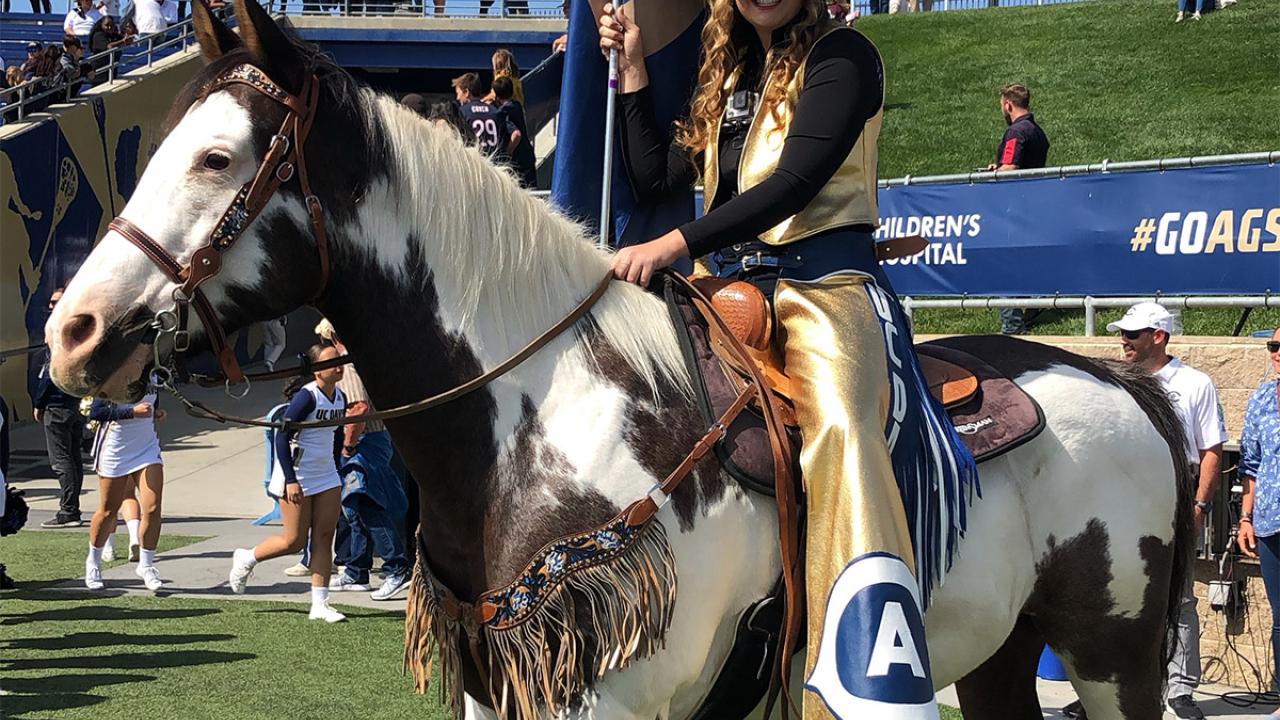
[665,277,1046,496]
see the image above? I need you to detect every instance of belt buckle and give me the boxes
[740,252,765,271]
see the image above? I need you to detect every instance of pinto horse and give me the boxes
[44,2,1192,718]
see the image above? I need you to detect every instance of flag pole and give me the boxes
[599,1,628,250]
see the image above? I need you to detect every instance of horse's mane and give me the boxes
[368,95,690,398]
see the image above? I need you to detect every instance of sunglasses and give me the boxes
[1119,329,1151,341]
[1268,341,1280,353]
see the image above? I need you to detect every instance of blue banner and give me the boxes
[875,163,1280,297]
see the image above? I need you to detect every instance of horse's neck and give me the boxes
[316,106,691,597]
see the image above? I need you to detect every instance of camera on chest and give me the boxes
[723,89,760,133]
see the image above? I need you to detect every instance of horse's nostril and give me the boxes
[63,314,98,352]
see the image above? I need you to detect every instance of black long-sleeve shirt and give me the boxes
[619,26,883,258]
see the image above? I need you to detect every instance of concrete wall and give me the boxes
[1,48,202,419]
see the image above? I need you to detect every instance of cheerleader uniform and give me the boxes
[274,381,346,497]
[90,388,163,478]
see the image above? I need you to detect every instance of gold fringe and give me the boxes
[404,522,678,720]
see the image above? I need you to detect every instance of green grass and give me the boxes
[911,304,1280,336]
[0,531,449,720]
[860,0,1280,179]
[1,532,965,718]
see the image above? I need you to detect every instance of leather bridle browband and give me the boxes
[109,64,330,388]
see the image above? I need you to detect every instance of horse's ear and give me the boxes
[234,0,306,94]
[192,0,242,63]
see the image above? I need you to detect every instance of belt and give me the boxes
[714,233,928,281]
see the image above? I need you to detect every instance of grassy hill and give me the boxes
[859,0,1280,179]
[856,0,1279,335]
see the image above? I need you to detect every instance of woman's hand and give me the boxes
[132,402,153,418]
[611,229,690,286]
[285,482,303,505]
[599,2,648,92]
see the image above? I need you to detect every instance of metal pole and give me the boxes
[598,0,629,250]
[1083,296,1095,337]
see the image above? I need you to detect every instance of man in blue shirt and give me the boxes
[34,288,87,528]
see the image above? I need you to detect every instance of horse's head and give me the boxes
[46,0,372,400]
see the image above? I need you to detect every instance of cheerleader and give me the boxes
[84,375,166,592]
[228,344,348,623]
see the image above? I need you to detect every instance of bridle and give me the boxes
[108,63,330,393]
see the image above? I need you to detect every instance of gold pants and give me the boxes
[775,273,938,719]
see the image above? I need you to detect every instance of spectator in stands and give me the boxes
[1176,0,1204,22]
[484,48,524,105]
[552,0,569,53]
[58,36,94,99]
[1064,302,1224,720]
[453,71,515,161]
[30,0,52,12]
[480,0,526,15]
[426,100,475,147]
[491,75,535,188]
[986,83,1049,335]
[1236,328,1280,708]
[88,15,128,79]
[21,42,42,81]
[4,67,23,89]
[36,289,88,529]
[64,0,104,46]
[133,0,173,35]
[119,18,139,44]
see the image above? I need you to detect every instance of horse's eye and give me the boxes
[203,152,230,171]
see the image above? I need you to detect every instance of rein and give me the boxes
[160,273,613,430]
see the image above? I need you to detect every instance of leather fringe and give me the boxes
[404,522,678,720]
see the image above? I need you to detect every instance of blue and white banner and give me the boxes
[875,162,1280,297]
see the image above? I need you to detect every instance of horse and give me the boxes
[44,2,1192,718]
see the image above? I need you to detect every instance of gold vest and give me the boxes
[702,27,883,247]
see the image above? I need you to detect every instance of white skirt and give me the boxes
[95,439,163,478]
[269,461,341,499]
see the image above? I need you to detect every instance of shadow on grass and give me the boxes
[3,649,255,672]
[0,691,108,718]
[1,672,154,696]
[0,601,221,625]
[3,632,235,651]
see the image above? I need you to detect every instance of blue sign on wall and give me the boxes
[876,163,1280,297]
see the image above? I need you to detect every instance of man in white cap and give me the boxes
[1064,302,1224,720]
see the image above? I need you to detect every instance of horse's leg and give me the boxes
[953,615,1044,720]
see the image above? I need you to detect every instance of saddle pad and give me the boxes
[916,341,1047,463]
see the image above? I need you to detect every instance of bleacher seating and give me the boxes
[1,12,194,78]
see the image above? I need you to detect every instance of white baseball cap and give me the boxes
[1106,302,1175,334]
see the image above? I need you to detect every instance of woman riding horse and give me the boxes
[599,1,977,717]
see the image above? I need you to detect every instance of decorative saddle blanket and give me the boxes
[664,279,1046,494]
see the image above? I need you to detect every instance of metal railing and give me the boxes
[264,0,565,17]
[879,151,1280,188]
[0,6,233,123]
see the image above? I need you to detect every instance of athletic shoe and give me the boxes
[1175,11,1184,21]
[41,516,82,528]
[101,543,115,563]
[85,564,104,591]
[1062,700,1088,719]
[329,573,369,592]
[308,601,346,623]
[136,565,164,592]
[1191,11,1201,19]
[283,562,310,577]
[228,548,256,594]
[371,573,409,601]
[128,543,140,563]
[1168,695,1205,720]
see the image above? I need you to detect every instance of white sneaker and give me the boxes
[129,543,140,563]
[371,573,409,601]
[283,562,310,577]
[136,565,163,592]
[308,601,346,623]
[101,543,116,563]
[228,548,256,594]
[85,564,104,591]
[329,573,369,592]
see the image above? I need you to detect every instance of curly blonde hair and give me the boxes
[491,48,519,79]
[674,0,834,159]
